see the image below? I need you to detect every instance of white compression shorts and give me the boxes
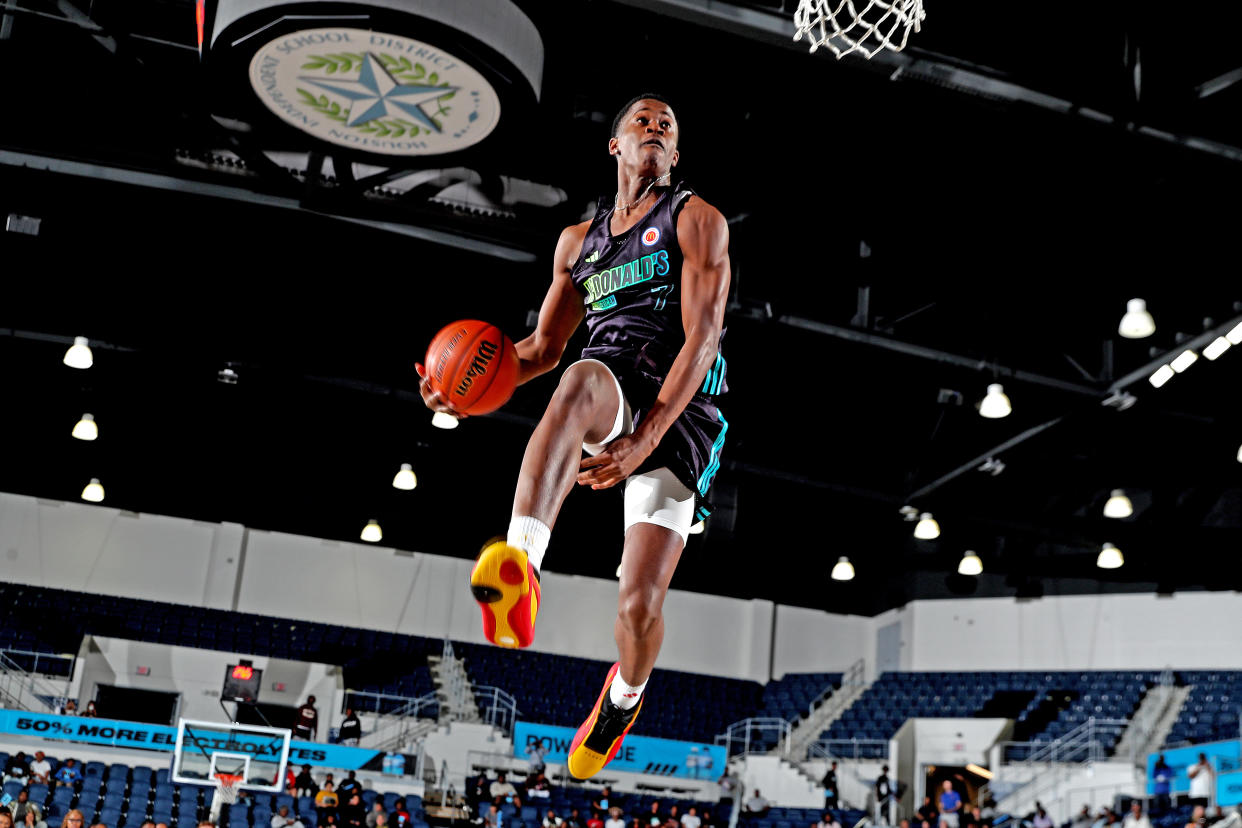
[577,358,696,544]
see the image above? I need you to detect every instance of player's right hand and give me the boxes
[415,363,467,419]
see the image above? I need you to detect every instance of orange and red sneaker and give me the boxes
[567,661,642,779]
[469,539,540,649]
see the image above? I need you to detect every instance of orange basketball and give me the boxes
[424,320,520,416]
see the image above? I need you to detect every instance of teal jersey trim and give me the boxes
[701,353,725,394]
[696,411,729,495]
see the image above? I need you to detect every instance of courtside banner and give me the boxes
[0,709,387,770]
[513,720,725,779]
[1219,770,1242,807]
[1146,739,1240,795]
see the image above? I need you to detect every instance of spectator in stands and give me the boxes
[295,696,319,741]
[1189,755,1214,808]
[3,752,29,784]
[28,752,52,786]
[700,811,717,828]
[53,759,82,788]
[980,798,997,826]
[339,709,362,746]
[366,802,386,828]
[664,806,681,828]
[490,773,519,808]
[1186,806,1208,828]
[918,796,940,828]
[681,807,701,828]
[566,809,584,828]
[294,765,318,797]
[876,766,894,821]
[1032,806,1053,828]
[60,810,85,828]
[0,812,12,828]
[485,806,502,828]
[822,761,840,811]
[373,814,387,828]
[157,822,171,828]
[646,802,663,827]
[61,700,77,716]
[341,794,366,828]
[273,806,305,828]
[1122,802,1151,828]
[11,793,32,824]
[968,806,987,828]
[816,812,841,828]
[900,820,911,828]
[604,808,625,828]
[595,791,614,814]
[526,743,548,776]
[544,810,564,828]
[938,780,962,828]
[22,804,48,828]
[744,791,770,818]
[717,772,739,803]
[390,798,411,828]
[525,772,551,801]
[587,811,604,828]
[82,701,98,718]
[314,780,340,823]
[285,766,298,796]
[1152,757,1173,815]
[338,772,361,801]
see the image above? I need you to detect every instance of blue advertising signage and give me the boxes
[513,720,725,779]
[0,709,389,772]
[1146,740,1240,796]
[1218,770,1242,808]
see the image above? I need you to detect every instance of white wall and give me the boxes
[7,490,1242,686]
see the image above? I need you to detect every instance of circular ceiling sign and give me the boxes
[248,28,502,156]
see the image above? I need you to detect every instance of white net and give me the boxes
[216,774,243,805]
[793,0,926,59]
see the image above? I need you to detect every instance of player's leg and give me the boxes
[567,468,693,779]
[470,359,626,649]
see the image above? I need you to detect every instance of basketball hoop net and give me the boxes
[216,773,244,805]
[793,0,925,59]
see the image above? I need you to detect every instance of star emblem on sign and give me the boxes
[300,52,459,131]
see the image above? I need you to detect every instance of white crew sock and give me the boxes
[507,515,550,574]
[609,671,647,710]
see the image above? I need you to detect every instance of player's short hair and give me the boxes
[611,93,677,139]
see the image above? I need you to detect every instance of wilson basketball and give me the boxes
[424,319,520,416]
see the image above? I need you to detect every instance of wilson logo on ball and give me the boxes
[454,339,500,397]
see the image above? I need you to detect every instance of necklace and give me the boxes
[615,172,671,212]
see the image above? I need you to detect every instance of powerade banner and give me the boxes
[1146,739,1240,795]
[514,721,725,779]
[0,709,392,772]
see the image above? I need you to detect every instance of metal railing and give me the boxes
[343,689,440,751]
[0,649,75,679]
[473,685,519,739]
[994,717,1131,812]
[0,650,70,713]
[806,737,890,761]
[716,716,791,757]
[807,658,866,718]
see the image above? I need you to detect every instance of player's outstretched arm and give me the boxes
[513,221,589,385]
[577,197,730,489]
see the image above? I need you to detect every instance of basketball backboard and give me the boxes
[172,718,291,793]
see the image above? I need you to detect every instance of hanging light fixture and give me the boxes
[360,519,383,543]
[958,550,983,576]
[431,411,459,430]
[392,463,417,490]
[72,413,99,441]
[1148,365,1174,388]
[1096,542,1124,569]
[1226,321,1242,346]
[63,336,93,369]
[1203,337,1231,361]
[831,556,855,581]
[81,478,105,502]
[914,512,941,540]
[1118,299,1156,339]
[1170,350,1198,373]
[1103,489,1133,519]
[979,384,1012,419]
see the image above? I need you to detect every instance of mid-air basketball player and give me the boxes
[417,93,731,779]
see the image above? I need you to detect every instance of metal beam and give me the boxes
[906,416,1065,501]
[610,0,1242,164]
[0,148,538,262]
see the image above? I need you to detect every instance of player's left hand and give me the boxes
[577,433,655,489]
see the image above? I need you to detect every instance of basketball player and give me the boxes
[417,93,730,779]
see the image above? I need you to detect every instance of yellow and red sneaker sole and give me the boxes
[469,540,540,649]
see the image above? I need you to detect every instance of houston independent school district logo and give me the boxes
[641,227,660,246]
[249,28,501,156]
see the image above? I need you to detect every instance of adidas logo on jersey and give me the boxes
[585,250,601,263]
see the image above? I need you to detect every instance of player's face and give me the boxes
[610,100,679,176]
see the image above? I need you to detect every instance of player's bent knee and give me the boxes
[550,361,615,413]
[617,587,663,638]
